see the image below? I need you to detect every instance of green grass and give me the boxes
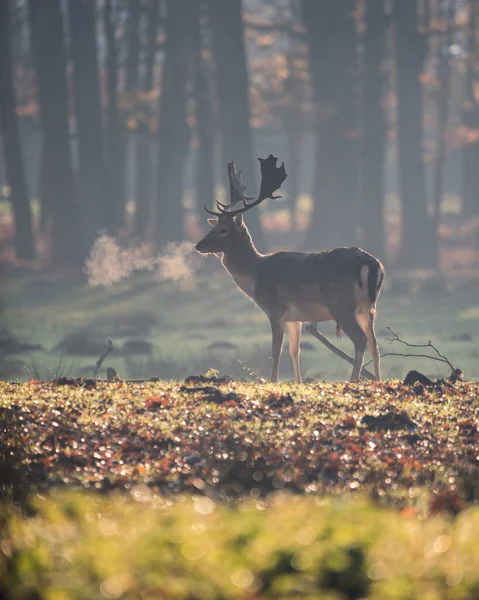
[0,269,478,382]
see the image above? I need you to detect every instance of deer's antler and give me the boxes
[204,154,287,218]
[216,161,255,211]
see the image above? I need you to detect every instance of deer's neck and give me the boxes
[221,228,261,299]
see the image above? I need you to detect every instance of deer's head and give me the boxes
[195,155,287,255]
[195,214,245,254]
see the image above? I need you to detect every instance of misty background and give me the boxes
[0,0,478,382]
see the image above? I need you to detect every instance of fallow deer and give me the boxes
[195,155,384,383]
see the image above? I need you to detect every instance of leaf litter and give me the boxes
[1,377,479,505]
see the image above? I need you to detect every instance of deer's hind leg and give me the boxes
[286,321,302,384]
[333,313,368,381]
[356,308,381,381]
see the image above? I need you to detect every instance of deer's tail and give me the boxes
[359,260,385,307]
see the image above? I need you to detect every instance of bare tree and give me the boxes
[208,0,264,251]
[0,0,35,260]
[301,0,358,250]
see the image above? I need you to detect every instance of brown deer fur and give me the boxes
[195,156,384,383]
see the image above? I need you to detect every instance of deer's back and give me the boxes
[255,246,383,321]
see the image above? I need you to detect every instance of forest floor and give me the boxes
[1,257,479,598]
[0,265,479,383]
[2,377,479,598]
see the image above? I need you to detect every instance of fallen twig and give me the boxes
[363,327,456,373]
[93,338,114,379]
[365,351,451,369]
[386,327,455,370]
[305,323,375,381]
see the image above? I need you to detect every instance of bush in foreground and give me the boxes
[1,491,479,599]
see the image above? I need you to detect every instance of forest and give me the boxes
[0,0,478,270]
[1,1,479,598]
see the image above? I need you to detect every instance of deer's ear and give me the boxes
[207,218,218,227]
[233,214,244,226]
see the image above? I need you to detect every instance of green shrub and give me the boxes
[1,491,479,599]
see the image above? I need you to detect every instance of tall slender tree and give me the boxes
[432,0,455,264]
[29,0,85,265]
[125,0,141,232]
[194,2,215,226]
[104,0,124,232]
[156,0,196,245]
[360,0,388,263]
[135,0,160,237]
[68,0,110,241]
[125,0,141,92]
[28,0,53,234]
[0,0,35,260]
[144,0,161,90]
[208,0,264,251]
[462,0,479,218]
[394,0,435,267]
[301,0,358,250]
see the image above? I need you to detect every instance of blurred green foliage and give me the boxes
[1,491,479,599]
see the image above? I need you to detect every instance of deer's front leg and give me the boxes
[269,316,285,383]
[287,321,302,384]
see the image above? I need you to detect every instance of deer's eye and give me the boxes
[217,228,228,236]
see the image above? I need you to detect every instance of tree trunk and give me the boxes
[104,0,126,232]
[144,0,160,91]
[0,0,35,260]
[26,0,52,235]
[394,0,435,268]
[126,0,140,92]
[462,0,479,218]
[432,0,454,263]
[360,0,387,263]
[68,0,109,242]
[284,9,303,233]
[38,148,54,233]
[125,0,140,233]
[135,0,159,238]
[156,0,196,246]
[208,0,264,251]
[194,3,215,225]
[301,0,358,250]
[29,0,85,266]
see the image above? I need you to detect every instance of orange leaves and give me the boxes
[2,377,479,508]
[340,414,357,430]
[145,395,171,410]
